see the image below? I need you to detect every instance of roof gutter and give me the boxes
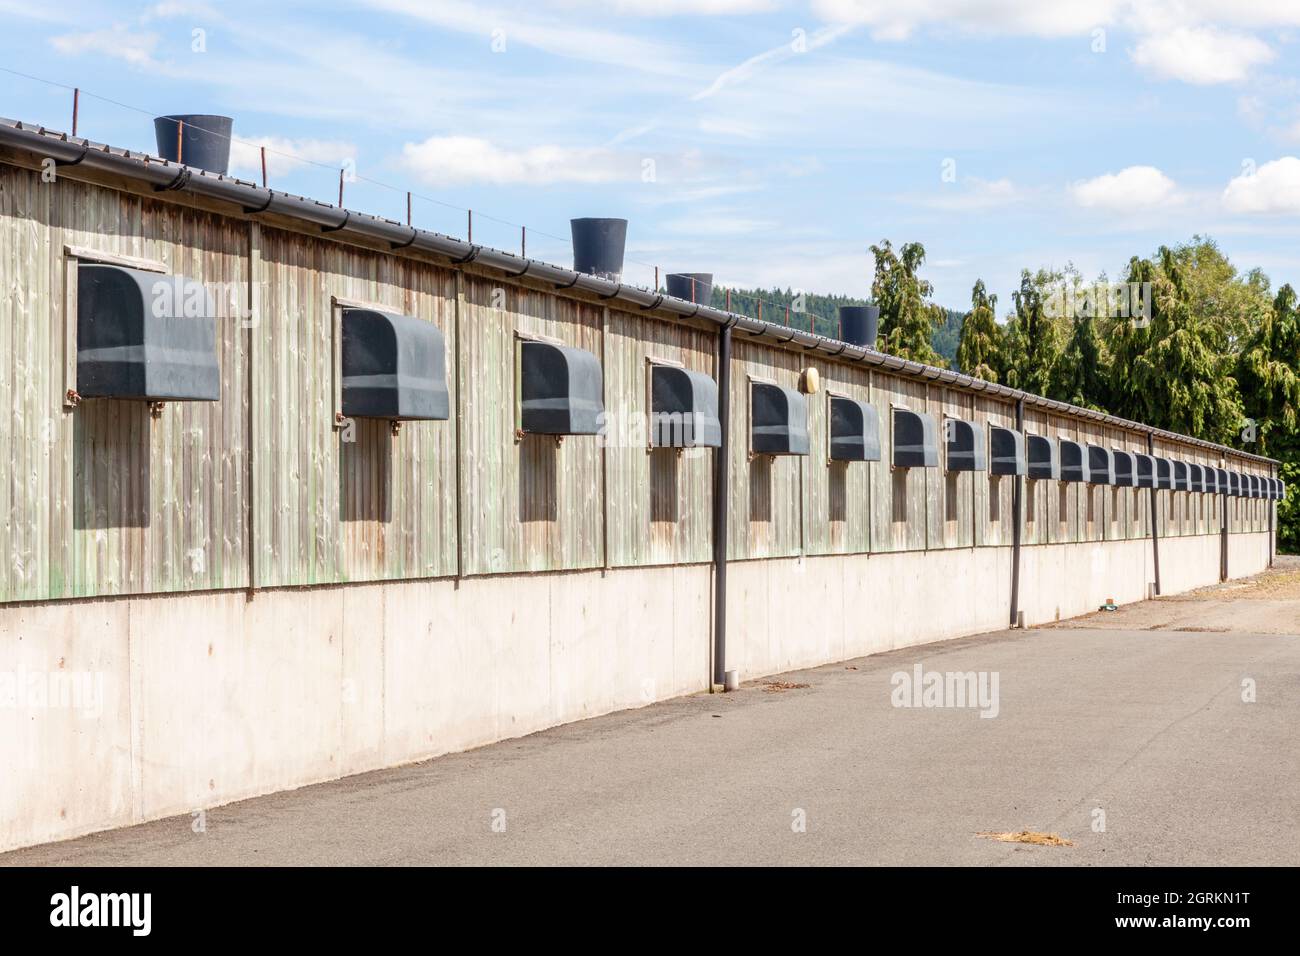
[0,117,1276,467]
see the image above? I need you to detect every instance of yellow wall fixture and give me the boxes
[801,366,820,394]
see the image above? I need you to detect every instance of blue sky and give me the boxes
[4,0,1300,312]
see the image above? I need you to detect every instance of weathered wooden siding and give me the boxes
[0,156,1280,606]
[727,338,805,561]
[870,376,929,553]
[604,309,714,567]
[973,394,1017,548]
[0,161,51,602]
[253,226,457,587]
[930,387,971,550]
[0,165,249,602]
[458,274,603,574]
[806,363,873,556]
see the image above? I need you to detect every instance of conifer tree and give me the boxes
[955,279,1001,382]
[1002,269,1060,397]
[870,240,946,367]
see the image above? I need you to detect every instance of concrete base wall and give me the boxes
[0,532,1271,852]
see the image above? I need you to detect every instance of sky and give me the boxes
[3,0,1300,313]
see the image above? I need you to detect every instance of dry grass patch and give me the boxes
[976,830,1075,847]
[760,680,811,693]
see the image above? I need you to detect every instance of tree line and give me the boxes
[870,236,1299,552]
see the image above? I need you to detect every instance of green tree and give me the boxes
[870,240,946,366]
[931,309,964,365]
[1107,247,1243,444]
[1237,284,1300,552]
[1050,312,1107,409]
[1236,284,1300,455]
[955,279,1001,382]
[1162,236,1270,353]
[1002,269,1061,396]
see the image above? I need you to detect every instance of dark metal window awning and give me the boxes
[1027,434,1059,480]
[1135,453,1156,488]
[892,408,938,468]
[341,308,449,421]
[829,396,881,462]
[1215,467,1230,495]
[1155,457,1173,490]
[1203,467,1219,494]
[650,365,721,449]
[1059,439,1090,483]
[76,263,220,401]
[1172,460,1189,491]
[1229,471,1242,496]
[1112,450,1136,487]
[1248,474,1260,498]
[1187,463,1206,493]
[751,382,809,456]
[520,340,604,435]
[989,426,1026,476]
[945,418,986,472]
[1087,445,1113,485]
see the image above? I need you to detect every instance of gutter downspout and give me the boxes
[712,321,733,689]
[1147,434,1161,596]
[1221,469,1230,582]
[1009,398,1024,627]
[1269,465,1276,568]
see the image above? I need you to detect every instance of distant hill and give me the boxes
[701,285,872,339]
[932,309,963,365]
[701,284,964,365]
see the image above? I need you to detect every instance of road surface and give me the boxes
[5,558,1298,866]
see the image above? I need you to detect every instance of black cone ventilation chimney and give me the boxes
[838,305,879,349]
[666,273,712,305]
[154,114,233,175]
[571,218,627,280]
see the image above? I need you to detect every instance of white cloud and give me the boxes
[1131,27,1274,85]
[399,136,639,186]
[143,1,221,19]
[365,0,695,76]
[692,23,854,100]
[634,183,763,206]
[0,0,76,23]
[660,212,778,236]
[811,1,1289,85]
[50,25,159,66]
[813,0,1300,37]
[1222,157,1300,214]
[921,177,1021,212]
[1070,166,1179,209]
[1135,1,1300,31]
[689,56,1062,151]
[696,116,763,139]
[228,135,358,180]
[561,0,777,13]
[810,0,1121,40]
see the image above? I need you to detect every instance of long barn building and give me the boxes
[0,117,1283,851]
